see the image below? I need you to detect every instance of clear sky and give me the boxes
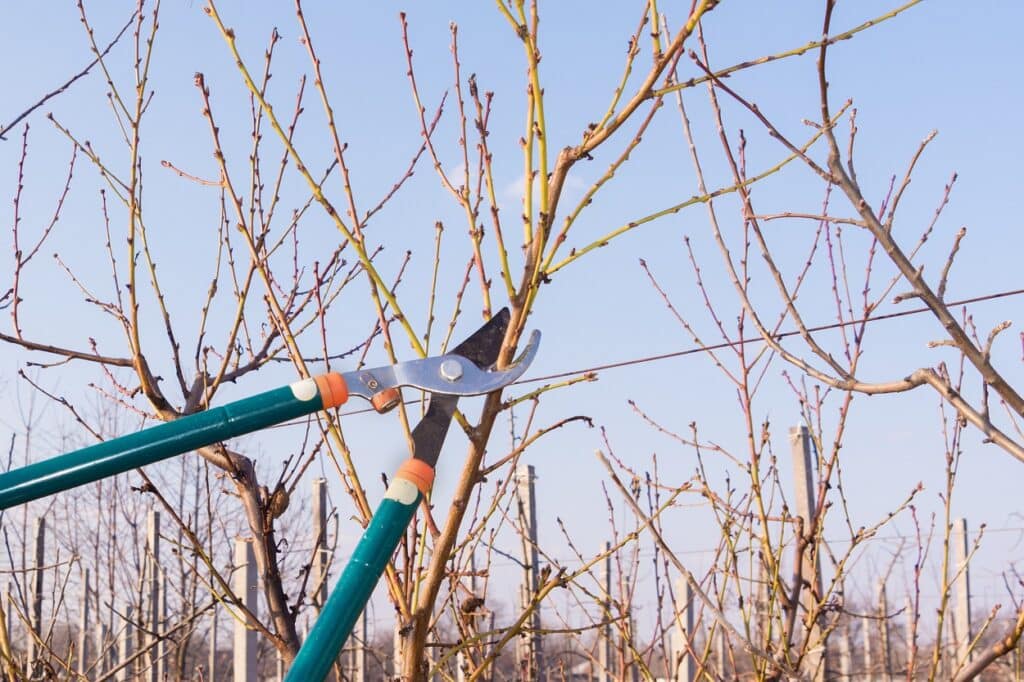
[2,0,1023,639]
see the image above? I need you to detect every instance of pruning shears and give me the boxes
[0,308,540,681]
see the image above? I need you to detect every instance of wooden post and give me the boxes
[878,580,891,682]
[233,539,258,682]
[116,606,134,682]
[672,577,696,682]
[598,543,612,682]
[952,517,972,666]
[789,425,825,681]
[312,478,329,613]
[29,516,45,672]
[146,509,161,682]
[515,464,544,681]
[77,568,91,676]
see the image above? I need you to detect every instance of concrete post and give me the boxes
[515,464,544,681]
[157,567,167,681]
[878,580,891,682]
[952,518,973,666]
[77,568,91,676]
[233,539,258,682]
[862,615,873,678]
[29,516,45,672]
[115,605,135,682]
[672,578,696,682]
[789,425,825,681]
[146,509,161,682]
[838,622,852,679]
[208,607,217,682]
[353,611,367,682]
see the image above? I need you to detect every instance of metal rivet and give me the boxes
[439,358,463,382]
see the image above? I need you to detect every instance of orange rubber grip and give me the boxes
[314,372,349,409]
[395,458,435,496]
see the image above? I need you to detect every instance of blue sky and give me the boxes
[3,0,1024,638]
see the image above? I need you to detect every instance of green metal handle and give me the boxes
[286,466,427,681]
[0,375,344,509]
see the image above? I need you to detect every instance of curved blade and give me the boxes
[446,329,540,391]
[388,328,538,396]
[342,309,541,401]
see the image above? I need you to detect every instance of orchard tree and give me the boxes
[2,1,1022,681]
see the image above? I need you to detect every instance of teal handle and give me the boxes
[286,483,422,681]
[0,377,334,509]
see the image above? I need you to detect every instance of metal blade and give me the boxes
[410,308,511,467]
[448,307,510,369]
[341,308,546,403]
[409,393,458,467]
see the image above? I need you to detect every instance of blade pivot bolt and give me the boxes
[439,359,464,382]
